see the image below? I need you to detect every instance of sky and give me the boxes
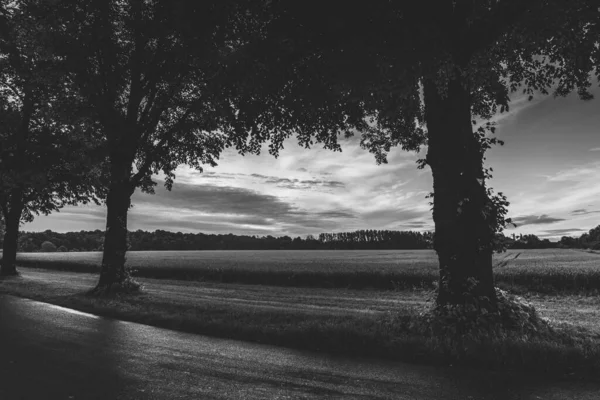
[25,86,600,240]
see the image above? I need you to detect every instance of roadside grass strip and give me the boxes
[1,268,599,381]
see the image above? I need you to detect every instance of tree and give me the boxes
[0,2,105,276]
[40,241,57,253]
[35,0,301,293]
[236,0,599,309]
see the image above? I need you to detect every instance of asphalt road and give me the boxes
[0,295,598,400]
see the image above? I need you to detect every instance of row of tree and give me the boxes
[6,229,434,251]
[7,227,600,252]
[558,225,600,250]
[1,0,598,309]
[317,230,434,249]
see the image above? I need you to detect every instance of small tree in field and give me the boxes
[40,241,57,253]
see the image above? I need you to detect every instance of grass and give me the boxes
[2,268,600,381]
[14,249,600,294]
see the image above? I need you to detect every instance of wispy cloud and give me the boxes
[263,176,345,190]
[572,209,600,215]
[128,181,360,235]
[510,214,565,227]
[545,162,600,182]
[589,147,600,152]
[542,228,586,235]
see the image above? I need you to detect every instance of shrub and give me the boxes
[40,241,57,252]
[57,245,68,252]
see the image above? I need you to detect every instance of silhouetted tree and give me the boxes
[31,0,286,292]
[0,2,105,276]
[559,225,600,249]
[246,0,599,309]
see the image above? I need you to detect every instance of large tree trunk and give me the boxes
[0,189,24,276]
[93,159,136,293]
[424,77,497,310]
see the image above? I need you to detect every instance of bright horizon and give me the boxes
[24,86,600,241]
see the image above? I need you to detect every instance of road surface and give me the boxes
[0,294,598,399]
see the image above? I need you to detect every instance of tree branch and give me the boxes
[131,106,196,186]
[125,0,147,128]
[0,78,23,101]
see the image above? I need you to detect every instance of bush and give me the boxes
[40,241,57,252]
[57,245,68,252]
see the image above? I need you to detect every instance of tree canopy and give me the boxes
[0,1,106,275]
[31,0,335,292]
[229,0,600,308]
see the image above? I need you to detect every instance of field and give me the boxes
[15,248,600,294]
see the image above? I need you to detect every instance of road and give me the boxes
[0,295,598,400]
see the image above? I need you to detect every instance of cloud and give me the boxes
[542,228,586,235]
[129,181,357,235]
[361,207,429,225]
[128,211,276,235]
[314,210,356,219]
[200,172,348,191]
[537,228,587,239]
[193,172,236,180]
[545,162,600,182]
[263,176,345,190]
[297,167,308,172]
[511,214,565,227]
[590,147,600,151]
[398,220,431,229]
[50,206,106,223]
[572,209,600,215]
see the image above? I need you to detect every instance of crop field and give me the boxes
[15,249,600,293]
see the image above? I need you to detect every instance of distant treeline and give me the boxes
[501,225,600,250]
[9,229,433,252]
[5,225,599,252]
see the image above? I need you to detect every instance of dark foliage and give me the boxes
[17,228,600,252]
[10,229,433,252]
[0,1,106,275]
[558,226,600,250]
[503,234,560,249]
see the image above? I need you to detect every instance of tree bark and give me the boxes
[0,189,24,276]
[93,157,136,293]
[424,77,497,310]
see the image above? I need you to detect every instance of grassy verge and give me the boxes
[1,268,600,381]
